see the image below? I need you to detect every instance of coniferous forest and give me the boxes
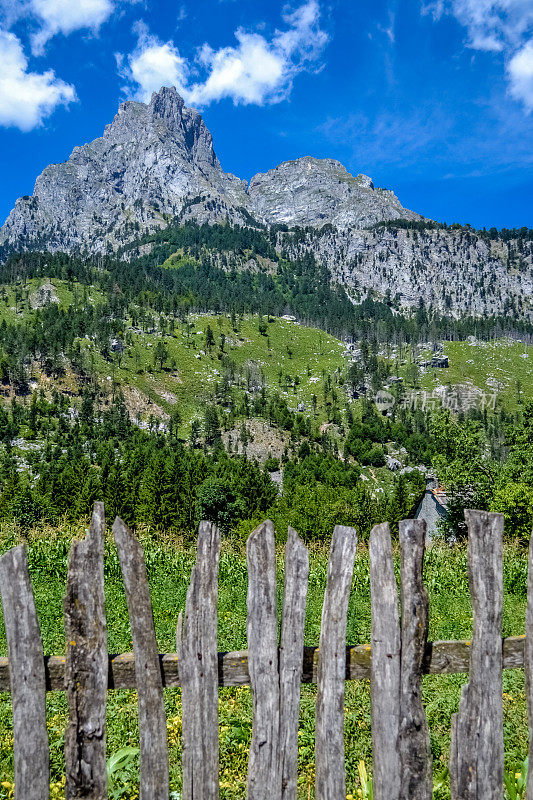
[0,223,530,543]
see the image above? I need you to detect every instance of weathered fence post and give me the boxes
[113,517,169,800]
[0,506,519,800]
[399,518,432,800]
[64,501,108,800]
[177,520,221,800]
[246,520,280,800]
[526,526,533,800]
[449,510,504,800]
[0,545,49,800]
[280,527,309,800]
[369,521,401,800]
[315,524,357,800]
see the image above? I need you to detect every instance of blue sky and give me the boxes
[0,0,532,229]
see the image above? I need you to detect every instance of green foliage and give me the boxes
[195,479,247,533]
[107,747,140,799]
[0,529,529,799]
[153,340,169,371]
[427,404,533,541]
[492,483,533,544]
[504,757,528,800]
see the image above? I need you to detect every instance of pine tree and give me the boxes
[205,325,215,353]
[204,406,221,448]
[76,469,103,519]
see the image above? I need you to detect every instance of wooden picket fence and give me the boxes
[0,504,530,800]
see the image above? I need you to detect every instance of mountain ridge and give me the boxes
[0,86,420,253]
[0,86,532,319]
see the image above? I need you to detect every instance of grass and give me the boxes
[117,313,347,425]
[2,276,531,424]
[396,339,533,410]
[0,521,529,799]
[439,339,533,407]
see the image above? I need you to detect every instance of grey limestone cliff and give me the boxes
[247,157,420,228]
[1,86,531,318]
[0,87,420,253]
[278,225,533,317]
[0,87,249,253]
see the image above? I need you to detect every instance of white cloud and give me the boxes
[508,38,533,110]
[117,20,189,100]
[120,0,328,106]
[423,1,533,109]
[189,31,288,105]
[424,1,533,50]
[0,28,75,130]
[0,0,122,54]
[30,0,115,54]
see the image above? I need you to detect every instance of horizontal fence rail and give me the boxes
[0,637,527,693]
[0,504,530,800]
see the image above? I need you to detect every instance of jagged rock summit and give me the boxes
[247,157,419,229]
[0,86,420,254]
[0,87,249,253]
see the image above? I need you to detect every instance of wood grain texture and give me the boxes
[177,521,221,800]
[113,517,169,800]
[0,637,525,692]
[450,511,504,800]
[64,502,108,800]
[527,528,533,800]
[315,525,357,800]
[399,518,432,800]
[0,545,49,800]
[246,520,281,800]
[369,522,401,800]
[280,527,309,800]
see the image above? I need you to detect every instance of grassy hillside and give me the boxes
[111,313,346,427]
[0,276,347,428]
[1,276,531,424]
[438,339,532,406]
[395,338,533,410]
[0,523,529,799]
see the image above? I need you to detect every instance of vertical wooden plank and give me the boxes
[177,520,221,800]
[0,545,49,800]
[64,501,108,800]
[113,517,169,800]
[246,520,280,800]
[449,510,504,800]
[369,522,401,800]
[315,524,357,800]
[280,527,309,800]
[526,526,533,800]
[398,518,432,800]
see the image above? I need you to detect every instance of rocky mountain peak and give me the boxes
[0,85,420,254]
[99,86,219,172]
[247,156,418,228]
[150,85,186,119]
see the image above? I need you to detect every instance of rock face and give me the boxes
[1,86,531,318]
[0,87,249,253]
[29,282,59,309]
[247,157,420,228]
[278,225,533,317]
[0,87,419,254]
